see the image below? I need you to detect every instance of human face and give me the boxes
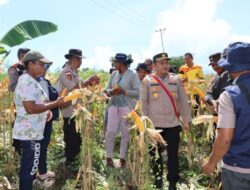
[114,61,122,70]
[211,63,224,75]
[145,59,153,73]
[70,56,82,70]
[136,68,147,81]
[114,61,127,73]
[154,59,169,77]
[184,55,193,67]
[29,60,46,78]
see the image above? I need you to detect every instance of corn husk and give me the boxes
[146,128,166,145]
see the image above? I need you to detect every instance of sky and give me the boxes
[0,0,250,73]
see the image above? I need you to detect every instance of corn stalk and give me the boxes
[125,104,166,189]
[69,85,108,190]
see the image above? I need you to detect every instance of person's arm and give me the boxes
[203,128,234,175]
[125,73,140,98]
[205,77,216,105]
[198,66,204,79]
[8,67,19,92]
[178,67,188,83]
[81,75,100,87]
[140,78,149,116]
[105,72,116,96]
[23,98,64,114]
[202,91,236,175]
[177,78,192,129]
[18,77,64,114]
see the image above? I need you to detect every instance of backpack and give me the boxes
[37,77,59,121]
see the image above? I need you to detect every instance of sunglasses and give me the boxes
[45,64,51,71]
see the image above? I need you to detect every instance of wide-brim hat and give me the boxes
[153,52,171,63]
[65,49,85,59]
[23,51,52,64]
[218,42,250,72]
[114,53,128,63]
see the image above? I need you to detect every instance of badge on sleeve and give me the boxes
[171,91,176,97]
[153,93,159,98]
[65,71,72,81]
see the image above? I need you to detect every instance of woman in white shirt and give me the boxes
[13,51,64,190]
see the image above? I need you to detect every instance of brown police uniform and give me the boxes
[8,62,26,92]
[140,52,192,189]
[58,63,82,163]
[140,73,191,128]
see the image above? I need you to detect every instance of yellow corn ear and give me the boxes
[63,90,81,102]
[60,88,68,97]
[192,87,205,99]
[131,110,145,132]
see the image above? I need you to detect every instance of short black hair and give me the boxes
[17,48,30,60]
[184,52,193,59]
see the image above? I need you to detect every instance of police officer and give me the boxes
[140,53,192,190]
[203,42,250,190]
[8,48,30,92]
[57,49,99,164]
[205,52,231,110]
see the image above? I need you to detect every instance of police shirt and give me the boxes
[58,64,81,118]
[140,73,191,128]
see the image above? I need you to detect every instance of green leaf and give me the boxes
[0,46,7,55]
[0,20,58,47]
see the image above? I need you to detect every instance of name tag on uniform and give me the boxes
[150,83,160,86]
[168,82,177,86]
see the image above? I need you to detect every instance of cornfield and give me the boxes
[0,71,220,190]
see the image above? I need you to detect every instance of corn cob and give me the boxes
[60,88,68,97]
[131,110,145,132]
[63,90,81,102]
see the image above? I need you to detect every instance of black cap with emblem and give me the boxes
[153,52,171,63]
[208,52,221,66]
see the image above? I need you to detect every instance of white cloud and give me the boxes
[78,0,250,73]
[83,46,144,71]
[0,0,8,6]
[83,46,115,72]
[146,0,250,72]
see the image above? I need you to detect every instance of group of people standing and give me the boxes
[105,52,191,190]
[8,49,99,190]
[7,41,250,190]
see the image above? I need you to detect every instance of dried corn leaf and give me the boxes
[146,128,166,145]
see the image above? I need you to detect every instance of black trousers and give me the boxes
[150,125,182,188]
[19,140,41,190]
[63,118,82,163]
